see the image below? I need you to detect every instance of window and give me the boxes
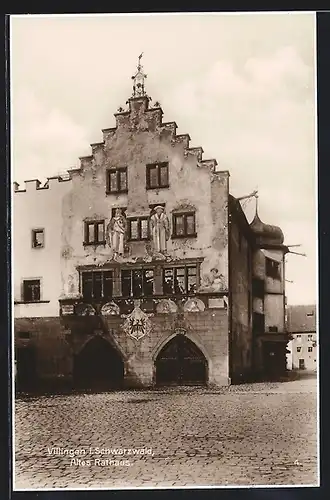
[127,218,149,241]
[297,335,301,338]
[121,269,154,297]
[269,326,278,333]
[23,279,40,302]
[163,266,197,295]
[81,271,113,300]
[106,167,128,194]
[308,334,313,340]
[19,332,31,339]
[172,212,196,238]
[265,258,281,280]
[308,346,313,352]
[253,312,265,333]
[84,221,105,245]
[297,346,302,352]
[146,162,169,189]
[252,278,265,297]
[32,229,44,248]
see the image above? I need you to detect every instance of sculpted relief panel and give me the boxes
[106,205,171,262]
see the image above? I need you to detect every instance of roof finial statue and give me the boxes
[131,52,147,98]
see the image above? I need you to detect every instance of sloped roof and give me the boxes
[250,212,284,245]
[286,304,317,333]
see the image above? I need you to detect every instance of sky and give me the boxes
[10,13,317,306]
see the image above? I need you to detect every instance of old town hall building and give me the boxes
[13,57,290,391]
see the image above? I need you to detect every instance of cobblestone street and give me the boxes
[14,375,318,489]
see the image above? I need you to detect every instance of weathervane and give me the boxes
[131,52,147,98]
[237,189,258,211]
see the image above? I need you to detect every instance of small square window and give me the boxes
[84,221,105,245]
[128,218,149,241]
[172,212,196,238]
[297,346,302,352]
[32,229,44,248]
[265,257,281,280]
[23,279,41,302]
[146,162,169,189]
[308,346,313,352]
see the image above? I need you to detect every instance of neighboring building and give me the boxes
[13,57,290,391]
[286,305,317,371]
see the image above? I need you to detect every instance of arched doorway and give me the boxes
[73,336,124,390]
[15,346,37,391]
[155,334,207,386]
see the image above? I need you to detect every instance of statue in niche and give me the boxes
[149,206,170,253]
[200,268,226,292]
[108,208,127,257]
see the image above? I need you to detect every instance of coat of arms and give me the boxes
[123,304,152,341]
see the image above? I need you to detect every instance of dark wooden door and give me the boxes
[262,341,286,379]
[156,335,207,386]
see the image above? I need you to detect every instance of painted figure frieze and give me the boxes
[156,298,178,314]
[183,298,205,312]
[101,301,120,316]
[199,267,227,293]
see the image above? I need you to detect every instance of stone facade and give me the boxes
[13,65,290,391]
[228,196,253,382]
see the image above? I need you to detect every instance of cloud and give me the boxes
[12,89,89,184]
[165,46,316,304]
[167,45,315,214]
[10,15,316,305]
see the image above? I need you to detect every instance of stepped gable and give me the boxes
[13,173,72,193]
[14,55,219,188]
[74,54,218,175]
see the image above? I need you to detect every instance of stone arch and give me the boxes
[153,332,210,386]
[73,334,125,390]
[74,332,127,362]
[152,330,210,363]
